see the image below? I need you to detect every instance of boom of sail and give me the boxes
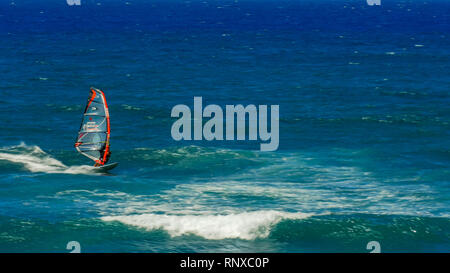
[75,87,111,165]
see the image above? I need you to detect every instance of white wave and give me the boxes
[0,142,99,175]
[102,210,312,240]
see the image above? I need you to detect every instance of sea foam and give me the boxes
[0,142,99,175]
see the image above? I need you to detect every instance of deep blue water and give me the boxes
[0,0,449,252]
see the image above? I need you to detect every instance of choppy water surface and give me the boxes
[0,0,449,252]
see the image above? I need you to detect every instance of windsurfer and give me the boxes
[93,150,111,167]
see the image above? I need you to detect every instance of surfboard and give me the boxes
[94,162,119,172]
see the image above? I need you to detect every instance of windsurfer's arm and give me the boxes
[94,160,103,167]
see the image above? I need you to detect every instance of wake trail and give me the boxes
[0,142,100,175]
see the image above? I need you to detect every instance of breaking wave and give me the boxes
[102,210,312,240]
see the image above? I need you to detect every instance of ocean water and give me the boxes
[0,0,449,252]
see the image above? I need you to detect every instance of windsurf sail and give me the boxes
[74,87,111,165]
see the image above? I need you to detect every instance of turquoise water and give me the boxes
[0,0,449,252]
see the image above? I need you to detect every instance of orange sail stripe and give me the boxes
[99,89,111,165]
